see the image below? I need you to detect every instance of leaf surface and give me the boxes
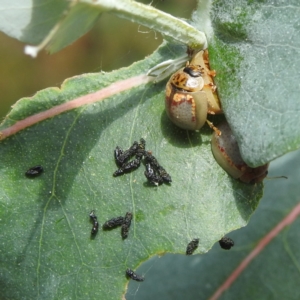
[0,1,101,53]
[1,0,298,298]
[0,44,261,299]
[0,0,69,44]
[126,149,300,300]
[206,0,300,166]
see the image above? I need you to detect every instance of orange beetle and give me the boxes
[211,121,269,184]
[165,50,222,132]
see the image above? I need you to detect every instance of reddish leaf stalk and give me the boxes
[0,74,152,141]
[209,201,300,300]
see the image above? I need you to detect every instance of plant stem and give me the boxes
[83,0,207,49]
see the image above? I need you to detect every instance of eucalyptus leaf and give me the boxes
[126,149,300,300]
[207,0,300,167]
[0,0,69,44]
[46,3,103,54]
[0,43,262,299]
[1,0,297,298]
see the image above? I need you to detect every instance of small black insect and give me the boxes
[113,139,171,185]
[144,152,172,185]
[135,138,146,160]
[219,237,234,250]
[114,141,139,167]
[113,158,142,176]
[144,151,160,167]
[113,139,146,176]
[157,167,172,183]
[89,210,99,236]
[186,238,199,255]
[121,212,133,239]
[126,268,144,282]
[114,146,124,166]
[144,163,163,185]
[102,216,125,229]
[25,165,44,177]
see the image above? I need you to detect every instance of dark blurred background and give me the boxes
[0,0,196,119]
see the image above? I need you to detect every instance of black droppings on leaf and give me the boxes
[102,216,125,229]
[121,212,133,239]
[89,210,99,236]
[25,165,44,177]
[186,238,199,255]
[126,268,144,282]
[219,236,234,250]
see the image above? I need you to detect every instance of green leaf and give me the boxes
[0,1,102,54]
[2,0,297,298]
[0,1,206,56]
[46,3,102,54]
[126,149,300,299]
[0,0,69,44]
[0,43,262,299]
[0,0,101,53]
[206,0,300,167]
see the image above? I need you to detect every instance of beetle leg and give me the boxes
[203,49,209,61]
[206,120,221,136]
[204,82,217,92]
[206,70,216,77]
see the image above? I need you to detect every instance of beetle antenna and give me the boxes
[266,175,288,180]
